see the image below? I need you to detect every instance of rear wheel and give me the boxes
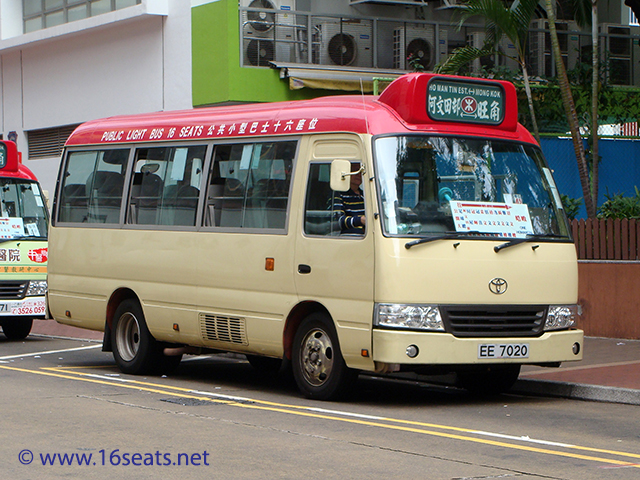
[456,364,521,395]
[112,299,180,374]
[1,318,33,340]
[292,313,357,400]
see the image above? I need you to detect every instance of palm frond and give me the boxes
[510,0,541,48]
[435,45,495,74]
[456,0,539,61]
[444,0,541,142]
[568,0,592,28]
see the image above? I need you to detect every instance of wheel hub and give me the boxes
[301,329,334,386]
[115,312,141,362]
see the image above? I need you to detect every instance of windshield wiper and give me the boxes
[405,231,480,249]
[494,233,567,253]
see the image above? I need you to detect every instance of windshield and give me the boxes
[374,136,570,239]
[0,179,48,240]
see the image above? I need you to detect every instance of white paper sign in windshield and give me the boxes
[0,217,24,239]
[450,201,534,238]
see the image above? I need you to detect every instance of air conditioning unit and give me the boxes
[467,31,488,74]
[497,37,519,70]
[241,0,296,66]
[316,21,373,68]
[466,31,517,74]
[599,23,640,86]
[393,25,448,71]
[528,19,579,77]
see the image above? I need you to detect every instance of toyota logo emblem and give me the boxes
[489,278,508,294]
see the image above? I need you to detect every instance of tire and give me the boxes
[1,318,33,340]
[292,313,357,400]
[112,299,167,375]
[456,364,521,395]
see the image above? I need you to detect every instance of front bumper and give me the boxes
[372,328,583,365]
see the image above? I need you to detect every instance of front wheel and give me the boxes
[112,299,173,375]
[292,313,357,400]
[1,318,33,340]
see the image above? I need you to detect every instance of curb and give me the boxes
[30,333,102,343]
[513,378,640,406]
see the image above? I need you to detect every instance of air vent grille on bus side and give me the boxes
[199,314,248,345]
[441,306,547,337]
[0,281,28,300]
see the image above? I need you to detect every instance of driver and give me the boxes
[332,163,365,235]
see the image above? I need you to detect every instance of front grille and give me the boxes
[199,313,248,345]
[0,281,28,300]
[441,305,547,337]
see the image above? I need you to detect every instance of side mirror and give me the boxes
[43,190,51,210]
[0,140,19,172]
[0,142,7,168]
[330,159,355,192]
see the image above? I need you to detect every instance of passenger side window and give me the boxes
[58,149,129,224]
[204,141,295,230]
[128,145,205,226]
[304,162,365,236]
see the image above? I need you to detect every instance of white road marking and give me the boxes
[0,344,102,361]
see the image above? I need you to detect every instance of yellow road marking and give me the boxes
[2,363,639,468]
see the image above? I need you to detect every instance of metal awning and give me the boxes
[270,62,405,93]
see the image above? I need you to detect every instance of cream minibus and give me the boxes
[49,73,583,399]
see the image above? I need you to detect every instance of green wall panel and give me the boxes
[191,0,319,106]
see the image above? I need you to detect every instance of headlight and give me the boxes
[545,305,579,331]
[375,304,445,331]
[26,280,47,297]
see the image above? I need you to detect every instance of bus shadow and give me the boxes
[173,354,299,395]
[164,354,545,408]
[29,344,548,408]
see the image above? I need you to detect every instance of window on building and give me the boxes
[23,0,140,33]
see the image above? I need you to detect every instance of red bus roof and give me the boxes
[9,164,39,181]
[0,140,38,181]
[65,73,536,147]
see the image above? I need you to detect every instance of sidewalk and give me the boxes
[517,336,640,405]
[31,319,103,341]
[28,320,640,405]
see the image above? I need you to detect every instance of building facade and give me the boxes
[1,0,638,194]
[0,0,193,192]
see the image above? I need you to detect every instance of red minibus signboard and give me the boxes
[426,78,505,125]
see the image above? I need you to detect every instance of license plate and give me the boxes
[478,343,529,359]
[0,303,8,312]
